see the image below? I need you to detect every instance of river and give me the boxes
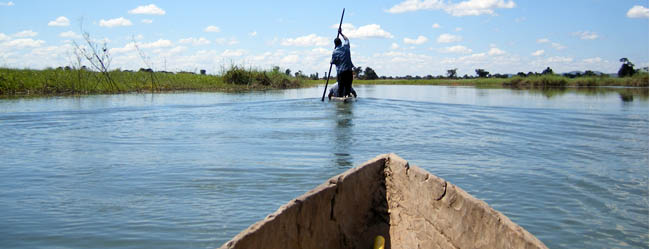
[0,85,647,248]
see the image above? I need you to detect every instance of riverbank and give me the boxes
[1,67,647,97]
[351,73,649,88]
[0,67,317,97]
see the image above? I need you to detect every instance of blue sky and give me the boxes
[0,0,648,76]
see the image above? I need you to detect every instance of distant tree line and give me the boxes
[281,58,647,81]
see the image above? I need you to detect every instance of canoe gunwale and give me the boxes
[219,153,548,249]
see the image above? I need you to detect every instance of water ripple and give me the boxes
[0,87,647,249]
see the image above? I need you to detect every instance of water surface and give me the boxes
[0,85,647,248]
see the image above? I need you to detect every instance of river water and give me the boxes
[0,85,647,248]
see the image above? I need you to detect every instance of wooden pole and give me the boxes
[321,8,345,102]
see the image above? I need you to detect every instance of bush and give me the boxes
[222,66,302,88]
[223,66,251,85]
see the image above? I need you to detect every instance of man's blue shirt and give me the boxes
[330,39,354,74]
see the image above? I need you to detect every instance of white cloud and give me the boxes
[488,47,505,55]
[99,17,132,27]
[440,45,472,54]
[13,30,37,38]
[129,4,166,15]
[221,49,246,57]
[59,31,82,39]
[109,43,136,54]
[335,23,394,39]
[573,31,599,40]
[48,16,70,27]
[627,5,649,18]
[169,46,187,54]
[1,38,45,49]
[374,51,432,65]
[447,0,515,16]
[551,42,566,50]
[311,47,330,55]
[455,27,463,32]
[538,38,565,50]
[281,34,329,47]
[179,37,211,46]
[546,56,573,63]
[404,35,429,45]
[391,43,400,49]
[531,50,544,56]
[142,19,153,24]
[205,25,220,32]
[0,33,8,41]
[281,54,300,64]
[351,24,394,38]
[215,37,239,45]
[0,1,14,6]
[249,31,257,37]
[437,33,461,43]
[583,57,602,64]
[387,0,516,16]
[142,39,172,48]
[386,0,446,14]
[432,23,441,28]
[109,39,172,54]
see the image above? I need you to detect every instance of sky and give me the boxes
[0,0,648,77]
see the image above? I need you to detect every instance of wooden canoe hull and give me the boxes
[219,154,548,249]
[330,96,356,103]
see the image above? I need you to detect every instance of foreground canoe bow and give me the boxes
[219,154,548,249]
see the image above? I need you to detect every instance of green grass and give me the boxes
[1,67,647,97]
[344,74,649,88]
[0,66,309,96]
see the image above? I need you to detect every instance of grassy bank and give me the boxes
[1,67,647,97]
[0,67,313,96]
[348,73,649,88]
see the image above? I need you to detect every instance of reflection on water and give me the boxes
[524,87,649,100]
[332,101,355,168]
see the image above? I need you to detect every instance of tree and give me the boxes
[353,66,363,79]
[475,69,489,78]
[584,70,597,77]
[364,67,378,80]
[285,69,291,76]
[447,68,457,79]
[618,58,636,77]
[541,67,554,75]
[516,72,527,77]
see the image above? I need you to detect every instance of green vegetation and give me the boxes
[0,66,311,96]
[347,73,649,88]
[223,66,306,89]
[0,66,647,98]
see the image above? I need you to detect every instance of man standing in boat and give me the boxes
[331,28,354,98]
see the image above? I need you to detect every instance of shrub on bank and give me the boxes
[504,75,567,88]
[222,66,301,89]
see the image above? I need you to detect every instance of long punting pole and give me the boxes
[321,8,345,102]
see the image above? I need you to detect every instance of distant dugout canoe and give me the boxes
[219,153,548,249]
[330,95,356,103]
